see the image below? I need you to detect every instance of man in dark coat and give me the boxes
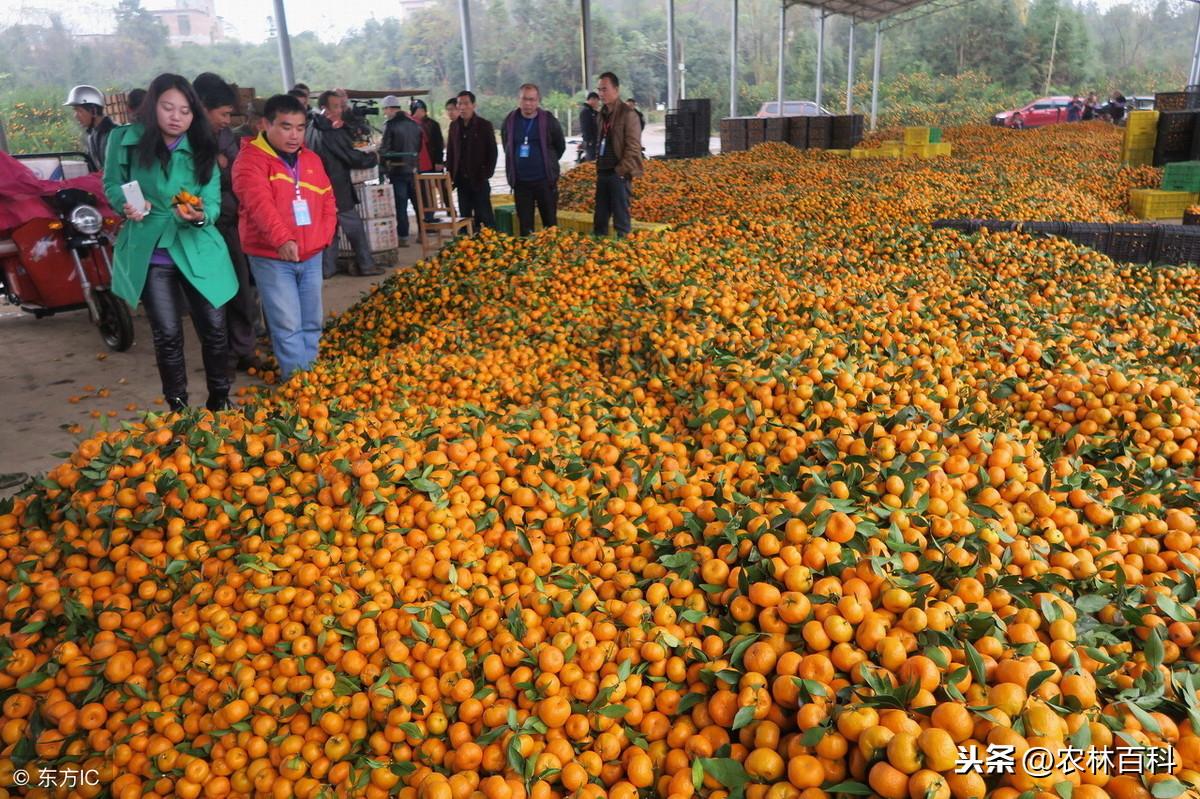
[578,92,600,162]
[64,85,116,169]
[501,83,566,236]
[446,90,498,232]
[307,90,383,277]
[380,96,423,247]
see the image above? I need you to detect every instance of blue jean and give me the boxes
[390,172,415,239]
[248,253,323,377]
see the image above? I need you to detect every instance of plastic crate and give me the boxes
[1018,221,1065,236]
[1185,208,1200,225]
[1107,224,1162,262]
[904,127,931,145]
[1129,189,1199,220]
[931,219,972,232]
[1124,130,1157,149]
[1121,146,1154,167]
[974,220,1016,233]
[1126,110,1159,134]
[1156,226,1200,264]
[928,127,943,143]
[824,149,851,156]
[1155,91,1200,112]
[1061,222,1111,252]
[1162,161,1200,192]
[932,142,952,157]
[494,205,517,235]
[902,143,936,159]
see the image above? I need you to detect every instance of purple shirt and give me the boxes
[150,135,186,266]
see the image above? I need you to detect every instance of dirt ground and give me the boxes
[0,123,695,493]
[0,247,425,491]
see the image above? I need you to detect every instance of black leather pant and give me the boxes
[141,262,231,405]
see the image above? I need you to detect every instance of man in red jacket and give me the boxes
[232,93,337,377]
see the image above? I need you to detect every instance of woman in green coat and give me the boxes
[103,73,239,412]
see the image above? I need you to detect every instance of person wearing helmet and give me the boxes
[65,84,116,170]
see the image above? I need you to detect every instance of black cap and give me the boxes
[411,99,427,112]
[587,92,599,100]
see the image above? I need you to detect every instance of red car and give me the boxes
[991,96,1075,129]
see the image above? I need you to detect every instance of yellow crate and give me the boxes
[903,143,936,159]
[850,148,871,159]
[1123,131,1157,149]
[491,193,515,206]
[1128,189,1199,220]
[554,210,669,237]
[904,127,931,145]
[1126,110,1159,133]
[825,149,851,157]
[932,142,953,157]
[1121,147,1154,167]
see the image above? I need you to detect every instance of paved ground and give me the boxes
[0,122,715,490]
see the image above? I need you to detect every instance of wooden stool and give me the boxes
[414,172,473,257]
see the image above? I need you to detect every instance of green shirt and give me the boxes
[102,124,237,308]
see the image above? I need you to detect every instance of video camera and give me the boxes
[346,100,380,119]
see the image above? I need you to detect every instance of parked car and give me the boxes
[756,100,832,118]
[1129,96,1155,111]
[991,96,1074,128]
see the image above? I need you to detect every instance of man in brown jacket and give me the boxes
[592,72,644,238]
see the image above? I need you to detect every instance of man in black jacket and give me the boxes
[578,92,600,162]
[308,91,383,277]
[446,90,498,231]
[381,96,423,247]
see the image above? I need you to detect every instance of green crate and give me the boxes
[928,127,942,143]
[494,204,517,235]
[1162,161,1200,193]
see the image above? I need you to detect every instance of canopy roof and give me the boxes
[785,0,946,24]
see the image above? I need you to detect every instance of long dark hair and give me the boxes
[135,73,217,186]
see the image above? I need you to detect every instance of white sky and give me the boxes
[0,0,1147,45]
[0,0,423,43]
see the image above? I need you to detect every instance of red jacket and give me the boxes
[232,133,337,262]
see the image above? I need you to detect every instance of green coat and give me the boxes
[103,124,237,308]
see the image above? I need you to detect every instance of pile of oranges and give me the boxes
[1,123,1199,799]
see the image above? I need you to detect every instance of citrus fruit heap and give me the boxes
[1,123,1198,799]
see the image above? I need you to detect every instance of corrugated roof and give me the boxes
[785,0,947,23]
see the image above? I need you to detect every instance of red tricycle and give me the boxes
[0,150,134,351]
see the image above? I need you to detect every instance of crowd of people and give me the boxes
[1066,91,1130,124]
[51,70,643,412]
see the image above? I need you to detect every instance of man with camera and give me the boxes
[306,90,383,277]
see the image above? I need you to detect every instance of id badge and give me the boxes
[518,143,531,158]
[293,199,312,227]
[598,139,606,156]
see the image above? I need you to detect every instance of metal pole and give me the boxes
[271,0,295,92]
[845,18,855,114]
[870,23,881,131]
[776,1,786,116]
[580,0,593,93]
[815,11,825,110]
[730,0,739,117]
[458,0,475,92]
[1044,8,1059,95]
[1190,2,1200,87]
[667,0,677,109]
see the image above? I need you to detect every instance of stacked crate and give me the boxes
[831,115,864,150]
[720,118,749,153]
[787,117,809,149]
[1154,111,1198,167]
[1162,161,1200,192]
[340,180,398,255]
[1122,111,1158,167]
[808,116,832,149]
[746,118,767,148]
[665,99,712,159]
[1128,188,1199,220]
[764,116,788,143]
[1155,91,1200,112]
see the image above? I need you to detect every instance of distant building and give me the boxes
[148,0,228,46]
[397,0,438,17]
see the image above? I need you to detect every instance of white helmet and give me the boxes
[64,85,105,108]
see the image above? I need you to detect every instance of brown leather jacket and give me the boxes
[600,99,644,179]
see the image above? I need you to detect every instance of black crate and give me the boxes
[746,118,767,146]
[974,219,1016,232]
[931,219,972,232]
[831,115,864,136]
[1018,221,1066,236]
[808,116,832,141]
[679,98,711,116]
[1107,224,1162,263]
[1155,226,1200,264]
[787,116,809,149]
[764,117,787,142]
[1155,91,1200,112]
[1061,222,1111,252]
[1184,209,1200,225]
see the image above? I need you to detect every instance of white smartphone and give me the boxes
[121,181,147,213]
